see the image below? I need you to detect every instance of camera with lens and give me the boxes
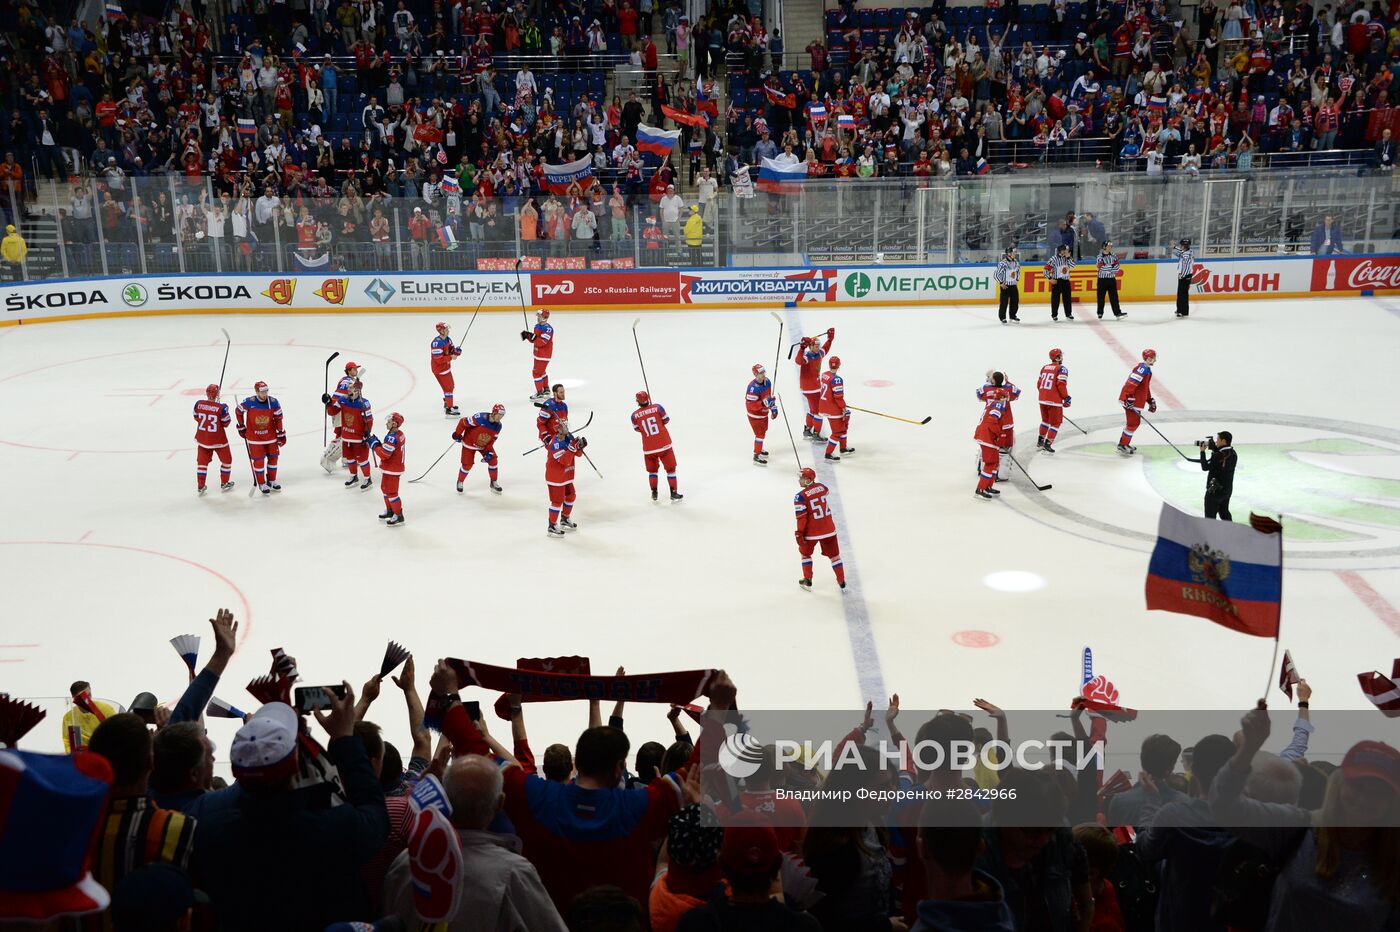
[1196,436,1216,451]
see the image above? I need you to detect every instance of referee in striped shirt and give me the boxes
[1096,241,1127,318]
[1045,245,1075,321]
[1171,238,1194,317]
[995,246,1021,324]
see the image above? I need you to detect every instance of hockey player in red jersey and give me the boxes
[796,327,835,439]
[453,405,505,493]
[536,384,569,443]
[236,381,285,494]
[545,421,587,538]
[745,364,778,466]
[367,412,406,526]
[631,391,683,502]
[975,384,1009,500]
[1036,348,1071,454]
[817,356,854,462]
[430,322,463,416]
[794,467,846,591]
[521,309,554,400]
[193,384,235,494]
[1117,349,1157,455]
[322,360,365,473]
[976,371,1020,480]
[323,379,373,489]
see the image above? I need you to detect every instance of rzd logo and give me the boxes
[315,279,348,305]
[535,281,575,298]
[843,272,872,298]
[262,279,297,305]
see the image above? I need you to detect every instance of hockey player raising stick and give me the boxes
[818,356,854,462]
[545,421,587,538]
[1117,348,1157,455]
[536,384,568,444]
[976,370,1020,480]
[367,413,407,526]
[322,379,373,488]
[794,467,846,591]
[745,363,778,466]
[453,405,505,493]
[321,360,364,473]
[236,381,286,494]
[430,323,463,416]
[193,384,235,494]
[1036,349,1071,454]
[796,327,835,440]
[521,309,554,400]
[975,383,1009,500]
[631,391,683,502]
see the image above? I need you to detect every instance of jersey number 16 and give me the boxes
[640,416,660,437]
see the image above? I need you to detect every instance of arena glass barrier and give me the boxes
[2,254,1399,325]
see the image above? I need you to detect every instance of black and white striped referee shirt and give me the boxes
[1096,253,1121,278]
[1173,246,1194,278]
[1045,255,1075,280]
[995,257,1019,287]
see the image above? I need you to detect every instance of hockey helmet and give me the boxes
[205,383,220,400]
[828,356,841,370]
[389,411,406,428]
[1049,347,1063,362]
[536,309,550,321]
[491,403,506,417]
[435,321,449,333]
[636,391,650,406]
[799,467,816,485]
[1142,348,1157,362]
[752,363,766,378]
[254,380,269,395]
[1179,238,1191,248]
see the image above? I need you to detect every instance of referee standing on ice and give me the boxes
[1046,244,1075,321]
[1198,431,1236,520]
[1171,238,1194,317]
[996,246,1021,324]
[1096,241,1126,319]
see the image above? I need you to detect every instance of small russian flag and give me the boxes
[237,117,256,138]
[809,103,828,122]
[105,1,125,20]
[976,157,991,175]
[439,173,461,196]
[1148,95,1168,113]
[837,114,856,130]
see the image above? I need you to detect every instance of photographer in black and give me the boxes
[1197,431,1236,520]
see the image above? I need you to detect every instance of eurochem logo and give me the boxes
[717,729,764,779]
[844,272,872,298]
[121,283,148,307]
[364,278,396,305]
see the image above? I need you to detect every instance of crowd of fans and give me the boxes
[713,0,1398,177]
[6,607,1399,932]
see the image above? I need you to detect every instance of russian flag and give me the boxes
[755,157,807,195]
[809,103,828,122]
[661,104,708,129]
[636,123,681,157]
[237,117,256,139]
[439,173,461,196]
[105,1,125,20]
[1148,95,1168,113]
[1145,503,1282,638]
[976,158,991,175]
[542,155,595,194]
[837,114,856,130]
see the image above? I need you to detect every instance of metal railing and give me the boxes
[3,167,1395,282]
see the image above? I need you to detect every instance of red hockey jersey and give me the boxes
[630,403,673,455]
[1037,363,1070,406]
[794,482,837,540]
[193,399,232,448]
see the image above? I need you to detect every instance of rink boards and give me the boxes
[3,254,1398,325]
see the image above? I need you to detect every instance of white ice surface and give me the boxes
[3,296,1400,768]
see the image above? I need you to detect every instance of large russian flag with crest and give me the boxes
[1145,503,1282,638]
[755,157,807,194]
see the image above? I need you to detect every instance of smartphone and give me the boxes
[465,700,482,721]
[294,684,348,713]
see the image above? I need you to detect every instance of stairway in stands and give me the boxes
[782,0,827,58]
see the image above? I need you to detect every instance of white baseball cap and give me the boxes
[230,702,299,784]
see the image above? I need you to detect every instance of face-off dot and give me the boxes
[863,379,894,388]
[952,630,1001,648]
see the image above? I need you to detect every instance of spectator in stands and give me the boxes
[659,183,685,241]
[684,204,703,264]
[1,222,26,281]
[1379,129,1397,170]
[676,811,822,932]
[910,799,1013,931]
[1311,213,1345,254]
[1108,733,1184,827]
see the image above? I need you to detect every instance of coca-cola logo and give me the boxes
[1346,260,1400,290]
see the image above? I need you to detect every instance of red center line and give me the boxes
[1088,316,1400,638]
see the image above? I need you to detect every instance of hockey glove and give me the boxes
[770,408,779,419]
[1064,396,1072,407]
[826,327,835,338]
[1122,398,1135,410]
[577,437,589,450]
[367,434,380,448]
[451,433,462,443]
[321,392,332,405]
[519,331,532,341]
[237,426,247,438]
[276,432,287,447]
[1148,399,1157,413]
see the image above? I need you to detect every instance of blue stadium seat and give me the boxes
[825,9,840,28]
[858,9,875,26]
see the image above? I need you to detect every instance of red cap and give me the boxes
[344,361,359,373]
[1342,741,1400,794]
[720,811,782,876]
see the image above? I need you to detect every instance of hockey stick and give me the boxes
[845,404,931,426]
[786,340,802,360]
[461,286,490,343]
[775,392,804,470]
[1062,413,1089,435]
[515,258,528,329]
[408,437,457,483]
[217,328,231,393]
[769,312,783,393]
[322,351,340,446]
[631,318,652,399]
[580,448,603,478]
[1005,450,1052,491]
[1136,409,1195,461]
[521,411,593,456]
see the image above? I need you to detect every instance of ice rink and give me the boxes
[4,295,1400,761]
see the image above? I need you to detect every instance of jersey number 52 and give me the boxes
[809,496,829,519]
